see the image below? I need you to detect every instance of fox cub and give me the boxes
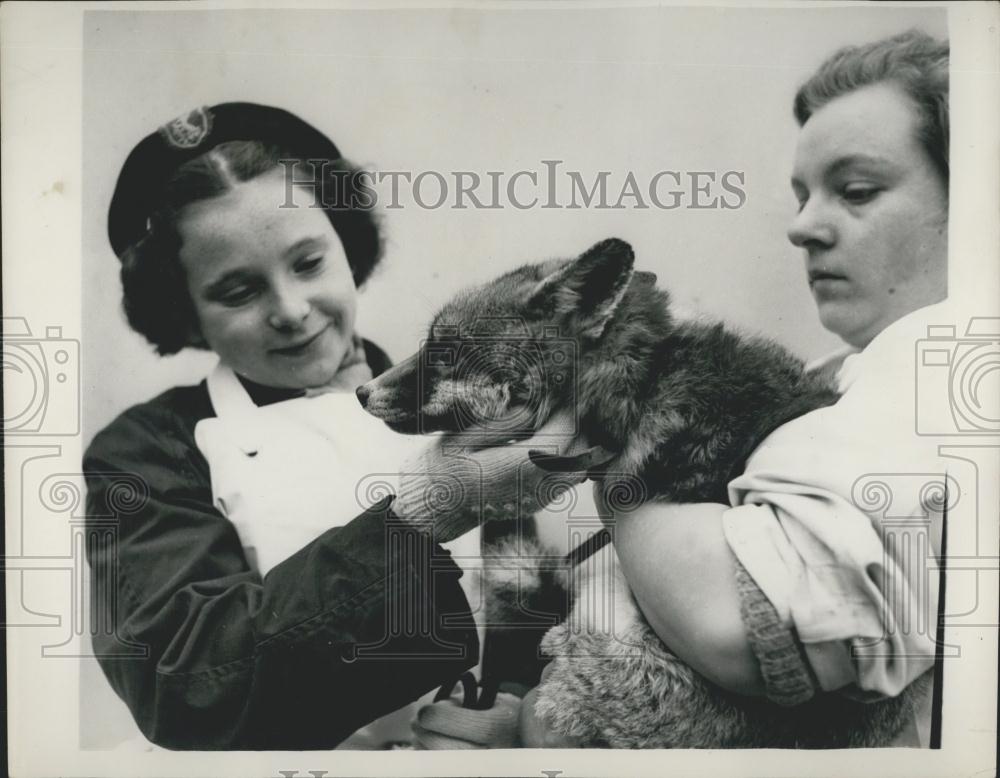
[358,237,925,747]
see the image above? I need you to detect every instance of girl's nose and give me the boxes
[787,198,835,249]
[267,287,311,330]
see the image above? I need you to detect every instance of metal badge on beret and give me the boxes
[158,106,214,150]
[109,102,345,258]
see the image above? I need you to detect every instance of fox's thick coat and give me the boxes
[360,238,927,747]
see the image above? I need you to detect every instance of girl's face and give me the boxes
[178,167,360,389]
[787,82,948,348]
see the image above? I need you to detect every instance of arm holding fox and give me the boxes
[606,499,768,697]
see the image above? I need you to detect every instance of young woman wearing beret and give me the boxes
[84,103,578,750]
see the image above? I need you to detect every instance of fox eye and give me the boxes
[425,348,454,367]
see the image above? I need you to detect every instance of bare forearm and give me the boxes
[610,501,765,696]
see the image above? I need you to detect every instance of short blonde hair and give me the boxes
[794,30,949,187]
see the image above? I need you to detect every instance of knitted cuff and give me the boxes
[733,557,819,706]
[391,476,477,542]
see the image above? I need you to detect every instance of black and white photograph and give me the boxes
[2,2,998,776]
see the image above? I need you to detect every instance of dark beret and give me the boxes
[107,102,342,258]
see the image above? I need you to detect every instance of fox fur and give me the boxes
[358,237,926,747]
[516,535,928,748]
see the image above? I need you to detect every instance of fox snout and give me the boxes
[356,353,423,430]
[354,383,371,408]
[357,345,525,435]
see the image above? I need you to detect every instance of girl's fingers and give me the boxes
[411,722,483,750]
[415,694,521,747]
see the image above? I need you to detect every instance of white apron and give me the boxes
[194,362,483,748]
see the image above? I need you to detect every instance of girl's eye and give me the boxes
[842,184,880,205]
[216,285,259,307]
[295,255,324,274]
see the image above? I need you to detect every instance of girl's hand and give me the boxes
[393,410,590,542]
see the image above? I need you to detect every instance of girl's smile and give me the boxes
[270,325,332,357]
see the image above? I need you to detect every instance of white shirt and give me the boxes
[723,303,953,704]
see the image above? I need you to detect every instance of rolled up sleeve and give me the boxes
[724,416,943,701]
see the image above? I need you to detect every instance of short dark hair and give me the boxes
[119,140,382,355]
[793,30,949,187]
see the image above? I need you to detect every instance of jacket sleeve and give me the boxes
[83,403,478,750]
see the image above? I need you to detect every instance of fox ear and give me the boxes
[527,238,635,338]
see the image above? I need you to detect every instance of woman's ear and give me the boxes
[526,238,635,338]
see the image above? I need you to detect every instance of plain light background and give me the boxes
[82,4,947,445]
[78,3,949,750]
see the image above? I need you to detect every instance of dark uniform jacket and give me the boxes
[82,342,479,750]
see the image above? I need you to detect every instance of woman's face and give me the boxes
[787,81,948,348]
[178,167,360,389]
